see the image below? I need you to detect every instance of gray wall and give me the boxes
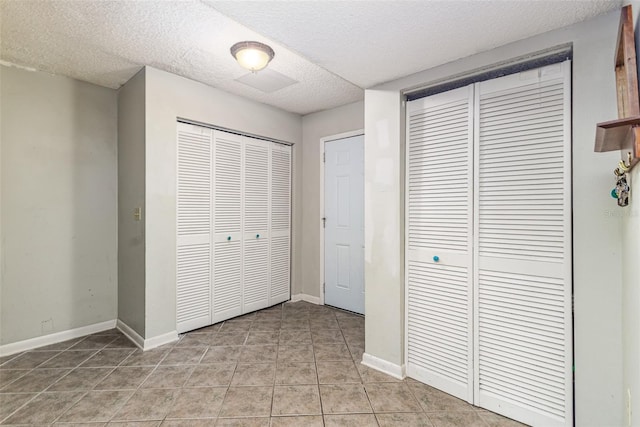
[363,11,625,426]
[117,68,146,337]
[0,65,118,345]
[143,67,303,340]
[300,101,364,299]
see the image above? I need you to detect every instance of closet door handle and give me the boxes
[227,236,231,241]
[433,256,440,262]
[256,234,260,239]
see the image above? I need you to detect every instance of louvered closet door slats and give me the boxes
[270,143,291,305]
[243,138,270,313]
[212,130,243,323]
[475,61,572,427]
[176,124,212,333]
[406,85,474,403]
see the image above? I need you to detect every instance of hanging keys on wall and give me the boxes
[612,154,632,207]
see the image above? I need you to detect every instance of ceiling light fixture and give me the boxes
[230,41,275,73]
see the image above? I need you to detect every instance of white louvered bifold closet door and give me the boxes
[176,123,212,333]
[212,130,244,323]
[243,138,270,313]
[406,85,475,402]
[269,143,292,305]
[474,61,572,427]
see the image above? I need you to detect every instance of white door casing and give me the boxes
[324,134,365,314]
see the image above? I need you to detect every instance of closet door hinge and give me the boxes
[323,152,326,163]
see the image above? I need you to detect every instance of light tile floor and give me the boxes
[0,301,527,426]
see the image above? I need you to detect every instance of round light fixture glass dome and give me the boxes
[230,41,275,72]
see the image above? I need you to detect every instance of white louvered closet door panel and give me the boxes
[474,61,572,427]
[243,138,270,313]
[176,123,212,333]
[212,130,243,323]
[406,85,474,403]
[270,143,292,305]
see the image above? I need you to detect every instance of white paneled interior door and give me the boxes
[176,124,212,333]
[324,134,364,314]
[406,61,572,427]
[405,86,474,402]
[176,124,292,332]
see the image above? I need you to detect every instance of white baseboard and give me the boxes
[0,319,117,357]
[361,352,406,380]
[116,320,178,352]
[144,330,179,351]
[116,319,145,350]
[290,293,321,305]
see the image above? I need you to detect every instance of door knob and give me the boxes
[433,256,440,262]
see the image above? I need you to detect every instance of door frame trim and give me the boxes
[319,129,364,306]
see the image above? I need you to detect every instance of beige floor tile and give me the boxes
[107,336,138,349]
[175,334,213,347]
[215,418,269,426]
[0,351,60,369]
[357,364,400,383]
[193,323,222,334]
[32,338,84,352]
[316,361,361,384]
[219,322,252,333]
[337,317,364,330]
[94,366,153,390]
[245,332,280,345]
[311,330,345,345]
[120,349,169,367]
[218,386,273,417]
[240,345,277,363]
[426,411,487,427]
[166,387,226,419]
[309,319,340,330]
[477,410,529,426]
[249,321,282,332]
[276,345,314,363]
[269,415,323,427]
[313,343,352,361]
[2,368,70,392]
[71,335,118,350]
[231,363,275,386]
[0,369,28,388]
[274,362,317,385]
[161,347,207,365]
[319,384,372,414]
[108,421,162,426]
[323,414,378,426]
[58,390,133,422]
[186,363,236,387]
[55,422,108,426]
[376,412,434,426]
[112,389,180,421]
[409,382,475,412]
[365,383,422,412]
[0,392,37,420]
[48,367,113,391]
[211,333,249,347]
[81,349,135,367]
[142,365,194,388]
[201,346,243,364]
[280,320,310,330]
[254,312,282,322]
[39,350,97,368]
[161,420,216,426]
[278,330,312,345]
[2,391,84,424]
[272,385,321,416]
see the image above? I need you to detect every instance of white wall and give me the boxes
[0,65,118,345]
[300,101,364,299]
[117,68,146,338]
[364,11,625,426]
[142,67,303,340]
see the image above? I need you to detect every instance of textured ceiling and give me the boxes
[0,0,622,115]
